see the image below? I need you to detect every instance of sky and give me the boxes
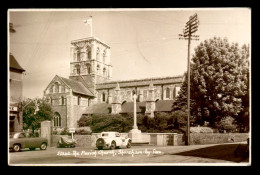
[8,8,251,99]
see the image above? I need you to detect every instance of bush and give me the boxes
[215,116,238,133]
[190,126,214,133]
[60,128,69,135]
[75,127,92,135]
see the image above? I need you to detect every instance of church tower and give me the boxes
[69,37,112,88]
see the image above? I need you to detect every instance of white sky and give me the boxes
[8,8,251,99]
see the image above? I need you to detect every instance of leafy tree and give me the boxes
[23,98,53,133]
[173,37,249,128]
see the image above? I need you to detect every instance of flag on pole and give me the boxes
[83,16,93,37]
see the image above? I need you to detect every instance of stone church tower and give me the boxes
[69,37,112,93]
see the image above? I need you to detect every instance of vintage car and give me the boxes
[96,132,131,150]
[9,132,48,152]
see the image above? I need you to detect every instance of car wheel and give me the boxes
[98,146,103,150]
[13,144,21,152]
[110,141,116,150]
[29,148,36,151]
[40,143,47,150]
[127,140,131,148]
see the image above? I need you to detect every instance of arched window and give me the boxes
[54,82,59,93]
[50,97,53,105]
[75,64,80,75]
[166,88,170,99]
[77,51,80,61]
[102,92,106,102]
[61,96,65,105]
[175,86,180,97]
[103,68,106,77]
[86,63,91,74]
[54,112,61,127]
[87,47,91,59]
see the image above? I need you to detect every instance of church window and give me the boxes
[175,86,181,97]
[75,64,80,75]
[102,92,106,102]
[86,64,91,74]
[61,96,65,105]
[103,68,106,77]
[87,47,91,59]
[54,82,59,93]
[78,96,81,105]
[50,97,53,105]
[54,112,61,127]
[77,51,80,61]
[166,88,170,99]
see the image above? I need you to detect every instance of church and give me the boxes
[43,36,183,129]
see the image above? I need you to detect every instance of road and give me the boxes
[9,142,249,165]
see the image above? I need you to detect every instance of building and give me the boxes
[9,53,25,133]
[44,36,183,129]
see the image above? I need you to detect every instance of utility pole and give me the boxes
[179,13,199,146]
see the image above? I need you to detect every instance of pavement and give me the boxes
[8,142,250,166]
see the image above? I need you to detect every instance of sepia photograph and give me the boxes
[8,8,251,166]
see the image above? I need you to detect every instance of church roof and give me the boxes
[154,100,175,112]
[83,100,175,115]
[120,101,146,113]
[83,103,112,114]
[57,76,94,97]
[96,76,183,89]
[9,54,25,72]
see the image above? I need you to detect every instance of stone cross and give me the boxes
[133,94,138,129]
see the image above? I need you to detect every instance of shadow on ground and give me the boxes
[172,143,249,163]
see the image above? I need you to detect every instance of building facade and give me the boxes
[9,54,25,133]
[44,36,183,128]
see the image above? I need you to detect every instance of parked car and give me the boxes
[9,132,48,152]
[57,136,76,148]
[96,132,131,150]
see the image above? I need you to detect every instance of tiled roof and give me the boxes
[58,76,94,97]
[9,54,25,72]
[83,103,112,114]
[155,100,175,112]
[120,101,146,113]
[96,76,183,89]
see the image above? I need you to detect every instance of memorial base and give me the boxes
[129,128,143,143]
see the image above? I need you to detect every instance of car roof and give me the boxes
[101,132,119,134]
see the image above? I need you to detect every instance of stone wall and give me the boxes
[51,133,249,147]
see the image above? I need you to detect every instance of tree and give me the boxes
[173,37,249,127]
[23,98,53,133]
